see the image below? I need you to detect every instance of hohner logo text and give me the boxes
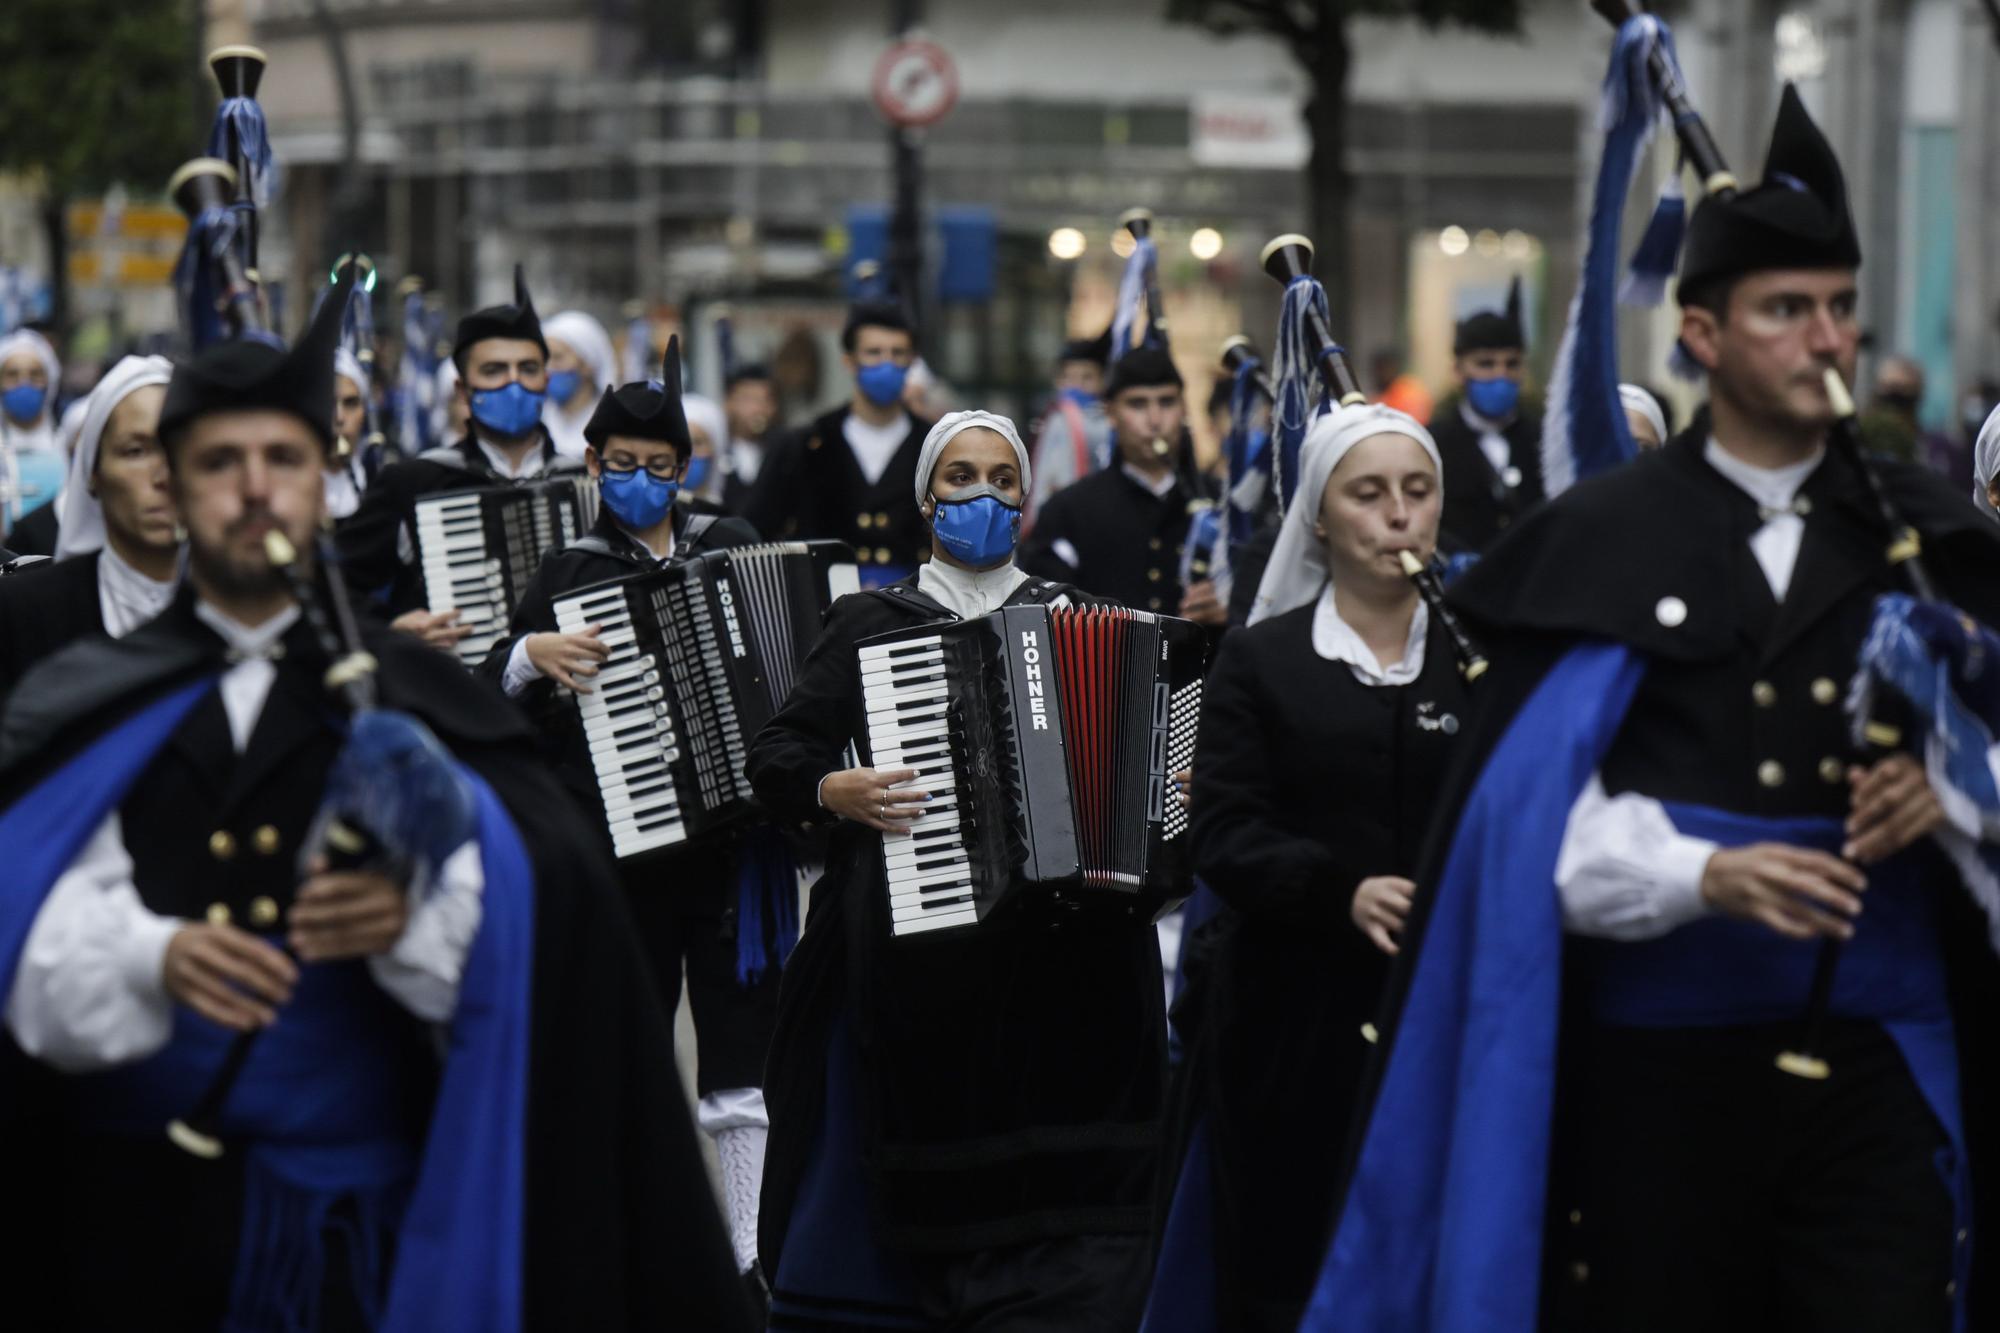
[1020,630,1049,730]
[717,579,749,658]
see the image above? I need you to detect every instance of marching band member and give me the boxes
[0,355,179,696]
[1020,346,1226,627]
[749,410,1165,1329]
[721,363,779,515]
[541,308,617,461]
[336,266,582,645]
[0,288,753,1332]
[477,341,782,1298]
[1430,277,1543,551]
[1146,405,1468,1333]
[746,302,936,589]
[325,345,374,522]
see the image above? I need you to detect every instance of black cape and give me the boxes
[0,551,106,701]
[0,589,756,1332]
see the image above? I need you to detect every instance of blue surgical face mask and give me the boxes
[546,369,581,405]
[1464,375,1521,423]
[856,361,909,408]
[682,454,713,494]
[469,381,547,438]
[2,384,46,424]
[1059,386,1099,410]
[929,483,1021,569]
[600,465,679,529]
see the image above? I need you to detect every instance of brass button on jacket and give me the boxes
[208,830,237,861]
[1757,760,1786,789]
[252,825,281,856]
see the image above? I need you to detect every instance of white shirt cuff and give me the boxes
[1555,774,1717,941]
[500,635,542,698]
[368,839,485,1024]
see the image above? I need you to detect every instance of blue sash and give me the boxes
[0,679,537,1333]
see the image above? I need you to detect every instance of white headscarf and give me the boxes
[1975,402,2000,517]
[55,355,174,560]
[681,392,729,501]
[334,346,369,395]
[1618,383,1668,445]
[1246,404,1443,627]
[0,328,61,453]
[912,409,1031,508]
[542,311,616,398]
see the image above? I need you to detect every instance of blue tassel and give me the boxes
[206,98,276,208]
[734,828,800,986]
[1109,236,1159,369]
[1540,13,1684,498]
[1270,276,1335,512]
[173,204,241,351]
[1224,356,1270,548]
[1620,168,1686,308]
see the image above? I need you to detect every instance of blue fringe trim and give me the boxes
[734,827,800,986]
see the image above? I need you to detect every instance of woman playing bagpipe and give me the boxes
[1303,22,2000,1332]
[1140,404,1478,1333]
[0,182,753,1330]
[747,410,1169,1329]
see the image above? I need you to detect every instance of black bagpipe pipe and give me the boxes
[1257,233,1369,410]
[1118,208,1171,347]
[1397,551,1490,684]
[1219,334,1276,404]
[208,45,269,283]
[169,157,263,341]
[1590,0,1937,1081]
[167,527,384,1160]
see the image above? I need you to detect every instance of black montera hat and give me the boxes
[1453,276,1525,356]
[160,260,350,453]
[453,263,547,366]
[583,334,690,456]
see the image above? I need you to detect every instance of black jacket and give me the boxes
[1431,403,1546,554]
[1184,601,1468,1328]
[1019,465,1208,614]
[747,573,1168,1265]
[5,502,59,559]
[0,552,105,701]
[743,404,934,582]
[0,588,757,1332]
[334,429,583,615]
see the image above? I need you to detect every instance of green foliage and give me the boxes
[0,0,199,196]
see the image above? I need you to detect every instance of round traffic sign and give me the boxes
[871,38,959,129]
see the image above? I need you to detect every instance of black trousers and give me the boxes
[1545,1020,1956,1333]
[911,1232,1152,1333]
[621,850,782,1096]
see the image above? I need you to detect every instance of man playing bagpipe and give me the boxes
[1307,84,2000,1332]
[0,273,754,1331]
[478,337,787,1298]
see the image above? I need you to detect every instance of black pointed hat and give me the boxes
[1453,275,1526,355]
[1104,345,1183,398]
[1678,84,1860,297]
[453,263,547,366]
[160,260,351,453]
[1059,326,1115,370]
[583,334,691,455]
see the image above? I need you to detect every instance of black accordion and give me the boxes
[414,477,597,667]
[554,540,858,859]
[857,604,1206,937]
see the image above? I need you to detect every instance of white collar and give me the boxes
[617,518,675,563]
[194,600,302,659]
[1703,436,1824,516]
[96,542,180,639]
[1310,583,1429,686]
[476,436,546,479]
[1119,462,1178,499]
[916,558,1028,620]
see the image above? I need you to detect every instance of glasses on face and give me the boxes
[602,456,682,480]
